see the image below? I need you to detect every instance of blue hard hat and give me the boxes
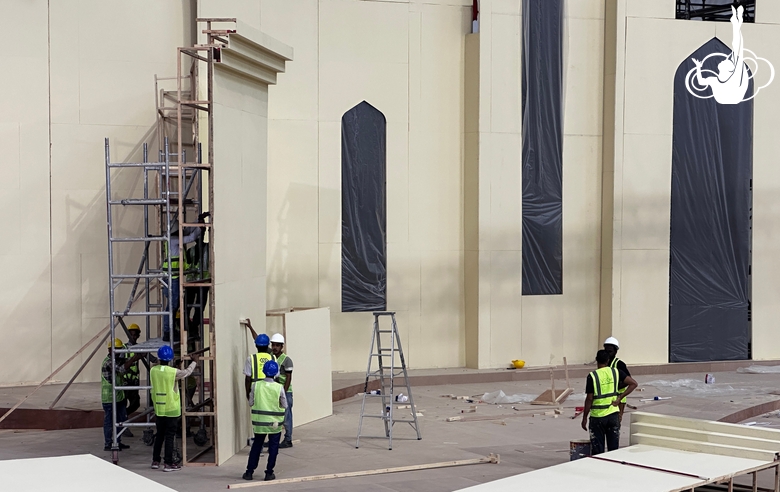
[255,334,270,346]
[263,360,279,378]
[157,345,174,361]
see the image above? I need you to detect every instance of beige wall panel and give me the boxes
[521,295,564,366]
[488,251,522,367]
[49,1,80,125]
[493,0,521,16]
[477,250,492,366]
[419,249,465,368]
[477,132,494,250]
[757,0,780,24]
[212,64,272,462]
[617,249,669,363]
[284,308,333,426]
[620,133,672,250]
[388,246,422,366]
[625,0,675,19]
[489,13,521,134]
[317,122,341,245]
[563,136,602,252]
[562,248,601,363]
[567,0,605,20]
[81,253,109,319]
[464,131,479,251]
[464,249,479,367]
[0,124,20,191]
[563,18,604,136]
[260,0,318,121]
[387,122,410,245]
[0,255,51,383]
[487,132,522,251]
[50,253,83,381]
[478,5,493,133]
[78,317,111,384]
[623,18,715,136]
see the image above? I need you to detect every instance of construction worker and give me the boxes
[243,360,287,482]
[162,212,209,342]
[124,324,143,416]
[603,336,631,421]
[150,345,199,472]
[102,338,143,451]
[243,319,276,400]
[581,350,639,455]
[269,333,294,448]
[184,235,209,342]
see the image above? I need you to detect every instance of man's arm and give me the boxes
[246,319,258,340]
[245,376,252,400]
[581,393,594,431]
[613,375,638,406]
[283,370,292,393]
[181,227,201,245]
[279,389,288,409]
[175,354,200,380]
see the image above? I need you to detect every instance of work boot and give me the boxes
[264,472,276,481]
[242,471,253,481]
[118,443,130,450]
[163,463,181,472]
[279,440,293,449]
[151,461,160,469]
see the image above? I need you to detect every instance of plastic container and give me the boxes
[570,439,591,461]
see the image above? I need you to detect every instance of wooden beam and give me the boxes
[226,454,500,489]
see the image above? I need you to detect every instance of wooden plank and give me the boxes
[447,408,561,422]
[226,454,500,489]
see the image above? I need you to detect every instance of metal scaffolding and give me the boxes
[103,18,236,466]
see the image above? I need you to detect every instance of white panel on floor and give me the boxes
[0,454,176,492]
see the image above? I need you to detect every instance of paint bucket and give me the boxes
[570,439,591,461]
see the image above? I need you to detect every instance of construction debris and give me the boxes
[531,358,573,405]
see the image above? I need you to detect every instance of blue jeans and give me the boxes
[162,277,180,337]
[283,392,293,442]
[102,400,128,446]
[247,432,280,475]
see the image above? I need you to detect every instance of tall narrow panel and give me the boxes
[341,101,387,312]
[521,0,564,295]
[669,38,752,362]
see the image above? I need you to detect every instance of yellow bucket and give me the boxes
[511,359,525,369]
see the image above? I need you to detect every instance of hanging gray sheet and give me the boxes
[669,38,752,362]
[341,101,387,312]
[521,0,564,295]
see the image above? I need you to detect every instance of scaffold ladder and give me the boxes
[356,312,422,450]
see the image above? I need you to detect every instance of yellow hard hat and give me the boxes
[128,323,140,331]
[108,338,123,348]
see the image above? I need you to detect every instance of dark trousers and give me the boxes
[246,432,281,475]
[153,416,180,465]
[589,412,621,455]
[102,400,127,446]
[126,390,141,414]
[184,286,209,340]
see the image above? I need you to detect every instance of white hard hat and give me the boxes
[603,337,620,348]
[270,333,285,344]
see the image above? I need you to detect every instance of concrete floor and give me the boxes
[2,369,780,491]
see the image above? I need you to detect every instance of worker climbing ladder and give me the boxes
[356,312,422,450]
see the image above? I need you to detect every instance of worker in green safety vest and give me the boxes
[242,360,287,482]
[184,234,209,342]
[243,320,276,400]
[581,350,638,455]
[269,333,294,448]
[124,324,143,416]
[603,336,631,422]
[149,345,199,472]
[101,338,144,451]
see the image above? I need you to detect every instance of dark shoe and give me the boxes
[151,461,160,470]
[103,445,113,451]
[242,472,253,481]
[279,440,293,449]
[264,472,275,481]
[163,463,181,472]
[118,443,130,450]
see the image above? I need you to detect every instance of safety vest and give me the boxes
[609,357,628,404]
[251,352,277,382]
[162,241,185,279]
[277,353,293,393]
[150,365,182,417]
[124,343,140,386]
[251,380,285,435]
[588,366,620,418]
[101,356,125,404]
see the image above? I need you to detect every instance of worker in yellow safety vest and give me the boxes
[149,345,199,472]
[581,350,638,455]
[242,360,287,482]
[102,338,144,451]
[243,319,276,400]
[603,336,631,422]
[270,333,294,448]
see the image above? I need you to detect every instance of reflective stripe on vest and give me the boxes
[150,365,182,417]
[251,380,285,434]
[609,357,628,403]
[101,356,125,404]
[276,353,292,393]
[162,241,182,278]
[251,352,276,382]
[589,367,620,418]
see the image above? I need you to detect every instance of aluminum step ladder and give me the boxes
[356,312,422,450]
